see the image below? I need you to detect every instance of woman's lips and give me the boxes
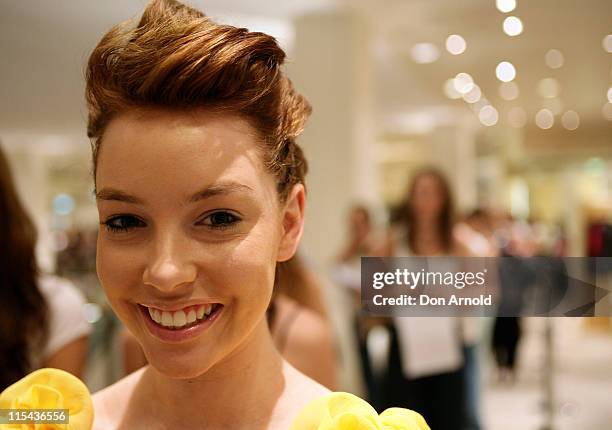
[138,303,223,343]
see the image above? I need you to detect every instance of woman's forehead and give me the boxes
[95,109,270,197]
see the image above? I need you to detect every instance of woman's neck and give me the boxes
[134,319,286,429]
[411,219,446,255]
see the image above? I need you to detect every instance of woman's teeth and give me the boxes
[147,304,215,329]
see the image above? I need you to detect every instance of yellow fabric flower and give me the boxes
[0,368,94,430]
[290,392,430,430]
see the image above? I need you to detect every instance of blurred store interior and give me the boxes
[1,0,611,429]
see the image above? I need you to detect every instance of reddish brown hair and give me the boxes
[85,0,310,200]
[0,145,48,389]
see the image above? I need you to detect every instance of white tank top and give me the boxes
[391,227,463,378]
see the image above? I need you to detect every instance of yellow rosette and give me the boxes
[290,392,430,430]
[0,368,94,430]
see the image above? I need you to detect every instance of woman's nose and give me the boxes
[142,231,197,292]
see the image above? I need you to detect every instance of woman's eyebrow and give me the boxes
[95,182,254,205]
[95,188,143,204]
[188,182,254,203]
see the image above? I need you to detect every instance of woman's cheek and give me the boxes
[219,239,276,310]
[96,239,143,297]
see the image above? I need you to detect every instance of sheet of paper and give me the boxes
[393,316,463,379]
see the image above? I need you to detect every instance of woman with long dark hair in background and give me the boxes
[384,168,469,430]
[0,145,91,390]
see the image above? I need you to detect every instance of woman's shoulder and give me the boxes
[271,361,331,429]
[283,359,330,398]
[281,367,430,430]
[92,367,146,429]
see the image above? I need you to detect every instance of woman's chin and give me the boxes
[152,361,211,379]
[146,350,215,379]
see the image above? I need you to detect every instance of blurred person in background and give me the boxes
[332,204,386,408]
[121,253,338,389]
[453,208,501,430]
[491,217,537,383]
[336,205,376,264]
[455,208,500,258]
[383,167,469,430]
[0,144,91,390]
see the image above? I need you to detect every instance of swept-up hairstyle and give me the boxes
[86,0,310,201]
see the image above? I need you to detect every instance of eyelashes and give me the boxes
[102,211,241,234]
[103,215,146,233]
[198,211,240,230]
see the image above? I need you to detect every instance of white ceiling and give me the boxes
[1,0,610,143]
[363,0,612,134]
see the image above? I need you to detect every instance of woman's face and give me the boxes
[95,108,304,379]
[410,174,446,221]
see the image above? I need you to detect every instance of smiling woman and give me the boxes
[84,0,326,428]
[0,1,431,428]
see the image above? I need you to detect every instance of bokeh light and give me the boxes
[545,49,564,69]
[496,0,517,13]
[53,193,75,216]
[463,85,482,104]
[561,110,580,130]
[446,34,467,55]
[454,72,475,94]
[496,61,516,82]
[479,105,499,126]
[535,108,554,129]
[503,16,523,36]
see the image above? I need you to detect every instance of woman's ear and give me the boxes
[277,183,306,262]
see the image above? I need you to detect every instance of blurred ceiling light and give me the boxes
[543,98,564,115]
[453,72,475,94]
[503,16,523,36]
[496,61,516,82]
[537,77,561,98]
[499,81,519,100]
[446,34,467,55]
[479,105,499,126]
[463,85,482,103]
[535,108,554,129]
[603,103,612,121]
[545,49,564,69]
[508,106,527,128]
[411,43,440,64]
[603,35,612,53]
[496,0,516,13]
[444,78,462,99]
[561,110,580,130]
[607,86,612,103]
[53,193,75,216]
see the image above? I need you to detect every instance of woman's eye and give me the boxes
[200,211,240,230]
[103,215,145,233]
